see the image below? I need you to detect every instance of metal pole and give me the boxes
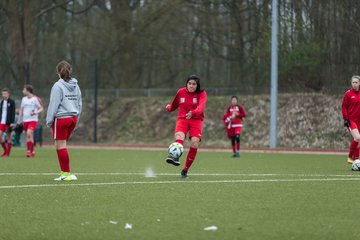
[94,60,98,143]
[270,0,278,148]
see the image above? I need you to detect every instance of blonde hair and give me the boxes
[351,75,360,82]
[56,60,72,81]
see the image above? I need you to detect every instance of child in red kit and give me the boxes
[223,96,246,157]
[165,75,207,178]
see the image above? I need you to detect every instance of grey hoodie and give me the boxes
[46,78,82,127]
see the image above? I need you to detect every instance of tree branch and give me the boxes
[34,0,73,19]
[56,0,98,15]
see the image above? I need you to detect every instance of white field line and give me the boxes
[0,172,281,176]
[41,144,348,155]
[1,178,360,189]
[1,172,360,178]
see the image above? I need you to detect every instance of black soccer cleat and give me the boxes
[181,169,188,179]
[231,152,240,158]
[166,156,180,166]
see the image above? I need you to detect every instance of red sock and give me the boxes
[176,139,184,145]
[30,142,34,153]
[26,141,31,153]
[354,147,360,160]
[7,142,12,155]
[349,140,359,158]
[184,147,197,171]
[1,142,6,154]
[56,148,70,172]
[231,145,236,153]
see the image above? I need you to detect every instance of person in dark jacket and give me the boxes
[0,88,16,157]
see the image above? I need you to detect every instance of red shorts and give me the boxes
[175,119,203,139]
[52,117,77,140]
[226,126,243,138]
[226,128,242,138]
[0,123,9,132]
[226,121,243,137]
[23,121,38,132]
[349,120,360,131]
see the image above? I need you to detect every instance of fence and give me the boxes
[80,87,259,98]
[10,87,262,99]
[9,86,347,101]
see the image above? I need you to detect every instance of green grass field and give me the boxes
[1,147,360,240]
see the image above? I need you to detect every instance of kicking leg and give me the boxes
[166,131,185,166]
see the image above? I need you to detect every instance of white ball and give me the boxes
[352,159,360,171]
[168,142,184,158]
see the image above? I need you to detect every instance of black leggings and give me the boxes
[231,135,240,146]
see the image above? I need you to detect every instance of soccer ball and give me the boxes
[168,142,184,158]
[352,159,360,171]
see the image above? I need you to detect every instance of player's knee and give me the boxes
[235,134,240,141]
[175,132,185,140]
[55,140,66,149]
[190,139,200,148]
[190,142,199,148]
[354,135,360,142]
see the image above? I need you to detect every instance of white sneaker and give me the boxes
[68,174,77,181]
[54,172,77,181]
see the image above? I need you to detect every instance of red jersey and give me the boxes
[342,88,360,121]
[167,87,207,121]
[224,104,246,125]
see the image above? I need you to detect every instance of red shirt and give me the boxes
[167,87,207,121]
[224,104,246,125]
[342,88,360,121]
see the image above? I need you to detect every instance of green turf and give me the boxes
[0,147,359,240]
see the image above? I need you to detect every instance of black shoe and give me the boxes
[181,170,188,179]
[231,153,237,158]
[166,156,180,166]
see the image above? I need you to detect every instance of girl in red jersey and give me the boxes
[223,96,246,157]
[46,61,82,181]
[165,75,207,178]
[342,75,360,164]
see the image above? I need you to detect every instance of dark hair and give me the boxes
[231,95,238,100]
[56,60,72,81]
[2,88,9,93]
[24,84,33,94]
[186,74,203,93]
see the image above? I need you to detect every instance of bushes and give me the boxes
[49,93,347,150]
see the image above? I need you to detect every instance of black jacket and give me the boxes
[0,98,16,125]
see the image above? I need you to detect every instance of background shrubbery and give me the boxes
[40,93,347,150]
